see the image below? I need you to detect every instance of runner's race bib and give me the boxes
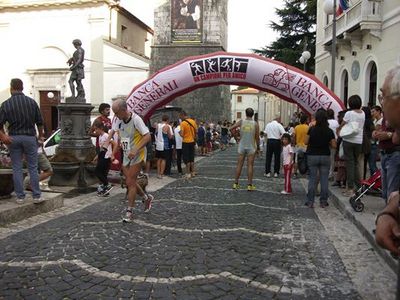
[121,137,130,152]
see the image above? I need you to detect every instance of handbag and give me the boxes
[339,121,359,138]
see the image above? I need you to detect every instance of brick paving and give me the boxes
[0,147,395,299]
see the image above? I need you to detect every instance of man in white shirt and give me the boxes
[264,116,286,178]
[173,122,183,174]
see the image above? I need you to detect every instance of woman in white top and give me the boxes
[338,95,365,196]
[327,109,339,179]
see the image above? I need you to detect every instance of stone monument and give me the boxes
[49,39,97,188]
[151,0,231,122]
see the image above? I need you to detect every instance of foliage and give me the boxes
[252,0,317,73]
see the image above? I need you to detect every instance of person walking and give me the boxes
[230,108,259,191]
[337,95,365,197]
[112,99,153,222]
[179,111,197,179]
[281,133,294,194]
[0,78,45,204]
[264,116,285,178]
[304,109,336,208]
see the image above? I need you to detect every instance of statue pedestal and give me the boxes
[49,98,97,188]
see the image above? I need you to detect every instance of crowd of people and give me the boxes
[0,67,399,261]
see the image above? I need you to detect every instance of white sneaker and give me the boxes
[280,191,291,195]
[33,197,44,204]
[264,173,271,178]
[144,194,153,213]
[274,173,279,178]
[16,198,25,205]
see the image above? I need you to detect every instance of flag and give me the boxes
[336,0,350,16]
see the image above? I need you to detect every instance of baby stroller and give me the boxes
[349,170,382,212]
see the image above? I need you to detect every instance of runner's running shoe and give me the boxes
[232,183,240,190]
[122,209,133,223]
[247,184,256,191]
[144,194,153,213]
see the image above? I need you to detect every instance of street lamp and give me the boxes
[323,0,337,92]
[299,50,311,72]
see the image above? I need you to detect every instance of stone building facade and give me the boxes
[151,0,231,122]
[315,0,400,108]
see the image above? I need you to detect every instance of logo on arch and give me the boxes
[190,57,249,82]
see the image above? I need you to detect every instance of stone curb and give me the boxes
[328,187,398,274]
[0,192,64,226]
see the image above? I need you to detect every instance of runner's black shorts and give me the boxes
[182,142,195,164]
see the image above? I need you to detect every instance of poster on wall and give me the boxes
[171,0,202,43]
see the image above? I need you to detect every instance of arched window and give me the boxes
[341,70,349,109]
[323,76,329,88]
[368,62,377,107]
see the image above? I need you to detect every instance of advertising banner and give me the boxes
[126,52,345,120]
[171,0,202,43]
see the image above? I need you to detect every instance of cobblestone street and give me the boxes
[0,147,396,299]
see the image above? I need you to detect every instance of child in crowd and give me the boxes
[93,121,116,196]
[281,133,294,195]
[259,131,265,158]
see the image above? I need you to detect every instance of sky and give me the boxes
[120,0,285,53]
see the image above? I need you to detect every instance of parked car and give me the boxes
[43,129,96,157]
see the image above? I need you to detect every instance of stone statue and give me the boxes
[67,39,85,99]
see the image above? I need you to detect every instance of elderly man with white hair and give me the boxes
[375,66,400,258]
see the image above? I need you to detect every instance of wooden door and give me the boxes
[39,91,60,138]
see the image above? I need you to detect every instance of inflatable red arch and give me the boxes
[125,51,344,120]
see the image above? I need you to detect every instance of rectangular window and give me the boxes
[236,112,242,119]
[121,25,128,49]
[237,96,242,103]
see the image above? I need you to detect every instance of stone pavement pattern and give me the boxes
[0,147,396,299]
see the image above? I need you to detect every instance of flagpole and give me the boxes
[330,0,337,93]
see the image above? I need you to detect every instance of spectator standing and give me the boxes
[90,103,112,154]
[281,133,294,194]
[304,109,336,208]
[231,108,259,191]
[173,122,183,175]
[373,116,400,203]
[338,95,365,197]
[374,66,400,291]
[264,116,286,178]
[332,110,347,188]
[179,111,198,179]
[361,107,374,178]
[220,121,229,151]
[155,115,173,179]
[197,122,206,155]
[93,121,115,196]
[327,109,339,179]
[0,79,45,204]
[293,114,309,177]
[112,99,153,222]
[369,105,383,176]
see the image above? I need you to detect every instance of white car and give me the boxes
[43,129,96,157]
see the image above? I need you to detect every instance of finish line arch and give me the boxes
[126,52,344,120]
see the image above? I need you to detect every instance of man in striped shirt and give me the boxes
[0,78,45,204]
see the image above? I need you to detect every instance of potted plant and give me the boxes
[0,142,14,198]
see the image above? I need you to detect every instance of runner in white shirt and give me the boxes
[112,99,153,222]
[174,122,183,174]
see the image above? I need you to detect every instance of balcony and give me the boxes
[323,0,382,46]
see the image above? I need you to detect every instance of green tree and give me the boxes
[253,0,317,73]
